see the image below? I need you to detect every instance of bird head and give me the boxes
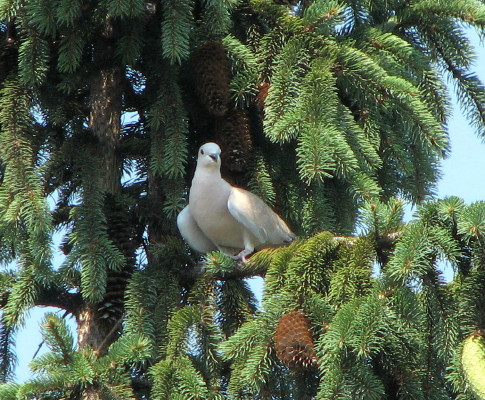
[197,142,222,169]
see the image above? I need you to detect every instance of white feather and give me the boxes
[177,142,296,260]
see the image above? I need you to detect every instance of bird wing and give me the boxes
[227,187,293,246]
[177,206,218,253]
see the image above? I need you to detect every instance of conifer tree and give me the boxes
[0,0,484,399]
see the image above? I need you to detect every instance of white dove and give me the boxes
[177,142,296,261]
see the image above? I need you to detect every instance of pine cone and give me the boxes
[192,41,232,117]
[461,331,485,399]
[274,310,317,370]
[105,200,138,263]
[100,195,140,323]
[214,108,253,174]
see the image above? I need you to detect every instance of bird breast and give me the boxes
[189,176,248,249]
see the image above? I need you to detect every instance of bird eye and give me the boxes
[200,149,205,155]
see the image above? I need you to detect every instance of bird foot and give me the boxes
[231,249,253,264]
[230,254,247,264]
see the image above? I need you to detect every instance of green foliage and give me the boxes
[124,270,158,338]
[107,0,145,18]
[148,65,189,180]
[222,317,275,395]
[123,239,186,363]
[24,0,58,37]
[212,199,485,398]
[223,35,259,107]
[264,35,312,143]
[13,313,152,400]
[0,80,52,259]
[0,79,52,326]
[200,0,239,37]
[67,191,125,303]
[55,0,82,27]
[0,0,485,399]
[151,304,223,399]
[328,237,374,305]
[302,0,345,33]
[116,24,144,65]
[248,152,277,206]
[161,0,194,63]
[57,32,85,74]
[18,35,49,86]
[0,318,16,382]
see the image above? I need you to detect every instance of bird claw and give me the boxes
[231,249,253,264]
[230,254,247,264]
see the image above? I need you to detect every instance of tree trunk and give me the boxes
[78,14,124,360]
[88,14,122,195]
[89,66,123,195]
[77,306,119,354]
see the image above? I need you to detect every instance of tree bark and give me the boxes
[89,67,123,195]
[78,17,125,358]
[77,305,122,354]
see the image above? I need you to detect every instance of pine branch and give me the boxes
[161,0,193,63]
[0,286,81,315]
[178,232,403,283]
[443,53,485,136]
[148,64,188,181]
[0,318,15,382]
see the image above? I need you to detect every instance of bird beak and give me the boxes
[209,153,219,162]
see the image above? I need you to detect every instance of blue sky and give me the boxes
[436,32,485,202]
[12,32,485,383]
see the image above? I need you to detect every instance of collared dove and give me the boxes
[177,142,296,261]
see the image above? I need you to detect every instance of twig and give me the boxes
[96,316,123,354]
[32,310,70,360]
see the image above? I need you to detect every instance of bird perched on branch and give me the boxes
[177,142,296,261]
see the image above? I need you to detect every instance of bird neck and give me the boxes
[193,167,221,182]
